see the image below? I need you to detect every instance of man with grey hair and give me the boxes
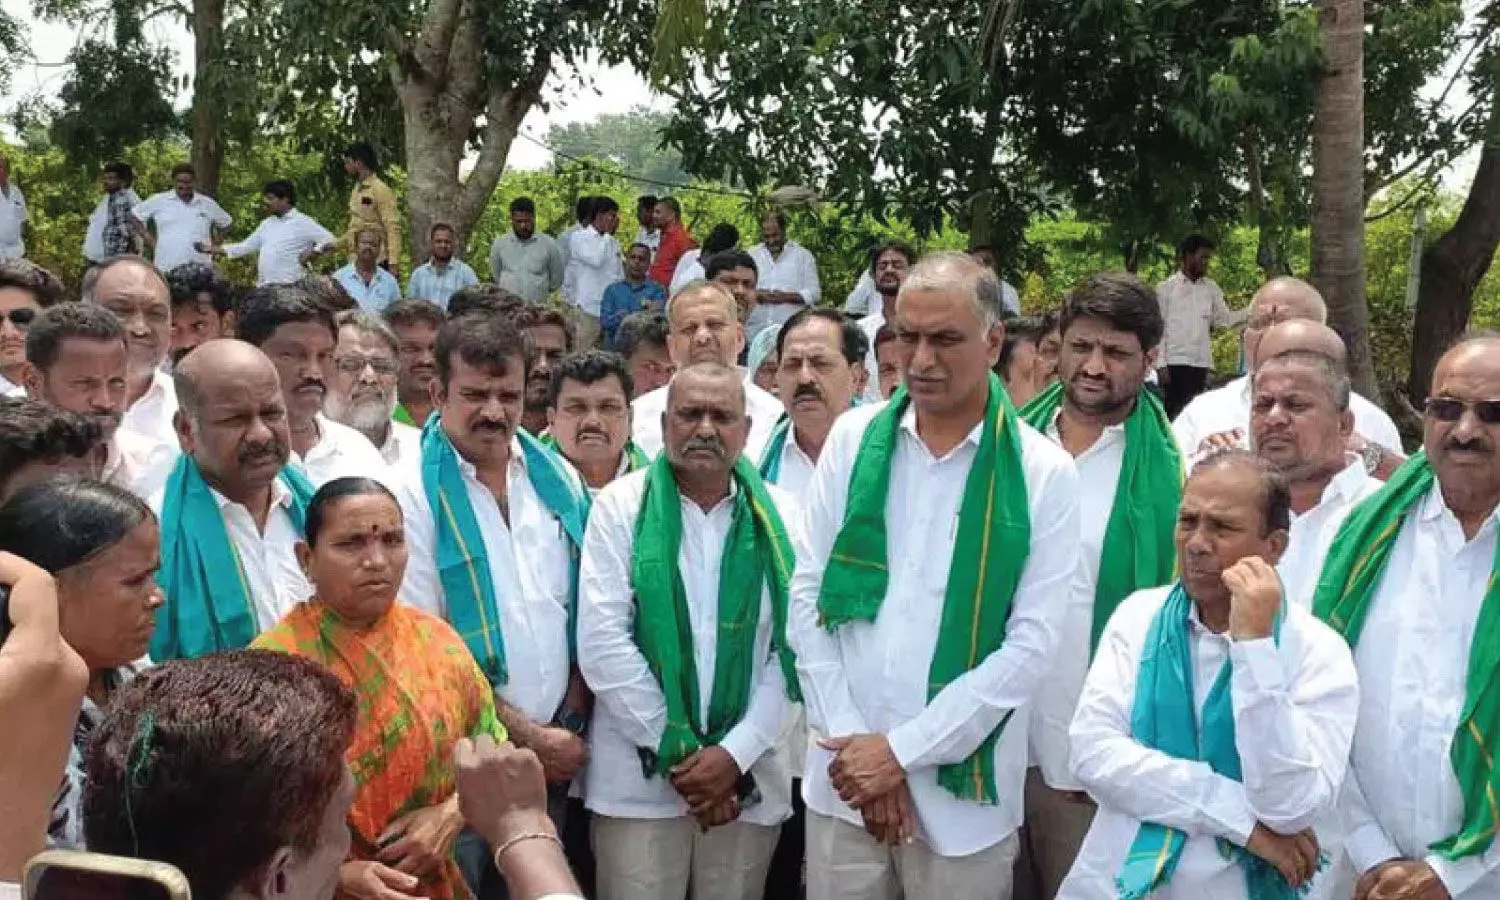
[82,255,180,449]
[327,309,420,465]
[790,251,1080,899]
[1249,349,1383,606]
[629,281,783,459]
[1173,277,1401,462]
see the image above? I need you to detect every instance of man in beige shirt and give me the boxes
[1155,234,1246,418]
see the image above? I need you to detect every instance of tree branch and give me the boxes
[457,52,551,222]
[411,0,463,80]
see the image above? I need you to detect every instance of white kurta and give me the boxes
[132,191,233,272]
[578,470,796,825]
[121,369,180,450]
[1058,586,1359,900]
[746,241,822,341]
[377,421,422,467]
[630,379,784,462]
[1029,413,1126,792]
[1337,486,1500,896]
[295,414,390,488]
[223,210,337,286]
[1174,376,1403,465]
[393,432,577,725]
[788,402,1081,857]
[1277,458,1381,608]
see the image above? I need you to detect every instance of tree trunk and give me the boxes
[1243,130,1289,279]
[1310,0,1377,400]
[1407,109,1500,402]
[190,0,226,196]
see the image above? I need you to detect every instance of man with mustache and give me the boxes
[761,307,868,495]
[326,310,420,466]
[383,298,446,427]
[1315,332,1500,900]
[578,361,800,900]
[545,348,644,494]
[858,240,916,402]
[1249,350,1382,606]
[392,312,593,893]
[1014,272,1183,899]
[518,304,575,438]
[235,284,388,487]
[1059,450,1358,899]
[148,339,317,659]
[22,303,174,496]
[790,253,1080,900]
[81,256,179,449]
[630,282,782,460]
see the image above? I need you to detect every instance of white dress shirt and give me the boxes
[394,434,576,725]
[789,402,1081,857]
[763,422,819,498]
[1277,458,1381,608]
[1174,376,1404,464]
[634,226,660,253]
[224,209,337,285]
[106,429,176,500]
[149,474,312,633]
[669,248,705,295]
[747,241,822,340]
[1029,413,1126,791]
[1058,587,1359,900]
[132,191,232,271]
[121,369,180,449]
[0,183,27,259]
[578,471,796,824]
[1156,271,1246,368]
[559,225,583,304]
[1337,485,1500,897]
[569,226,624,317]
[845,269,877,316]
[857,311,887,403]
[295,415,390,487]
[630,379,784,462]
[377,420,422,467]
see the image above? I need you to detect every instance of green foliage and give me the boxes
[546,108,688,187]
[0,7,24,95]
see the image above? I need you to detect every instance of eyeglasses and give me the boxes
[336,356,400,376]
[1424,397,1500,425]
[1,308,36,328]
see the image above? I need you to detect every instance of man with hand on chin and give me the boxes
[1058,450,1358,899]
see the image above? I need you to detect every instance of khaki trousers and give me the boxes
[1014,767,1097,900]
[569,306,603,350]
[805,810,1019,900]
[591,814,780,900]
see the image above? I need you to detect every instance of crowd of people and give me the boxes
[0,141,1494,900]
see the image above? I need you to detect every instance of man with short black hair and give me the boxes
[340,141,401,276]
[615,311,673,399]
[131,162,232,272]
[203,180,337,286]
[333,227,401,311]
[706,249,759,325]
[546,348,643,493]
[516,304,576,437]
[1156,234,1245,417]
[570,196,624,349]
[857,240,916,401]
[384,298,447,427]
[165,262,235,365]
[328,310,419,466]
[235,283,388,485]
[560,196,601,307]
[635,194,661,253]
[491,196,565,303]
[748,212,821,344]
[0,397,102,502]
[0,258,66,397]
[85,162,142,262]
[407,222,479,309]
[650,197,696,289]
[872,323,901,400]
[602,243,667,349]
[761,307,867,496]
[82,256,179,448]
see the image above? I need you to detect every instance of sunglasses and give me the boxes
[1,308,36,328]
[1424,397,1500,425]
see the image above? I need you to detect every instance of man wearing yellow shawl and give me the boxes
[1314,334,1500,899]
[1017,272,1183,897]
[789,253,1081,900]
[578,363,800,900]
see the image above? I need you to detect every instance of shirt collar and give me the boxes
[1043,407,1127,451]
[898,404,985,455]
[783,423,819,467]
[210,468,293,512]
[454,432,527,481]
[1416,479,1500,533]
[1320,455,1371,508]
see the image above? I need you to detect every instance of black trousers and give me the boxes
[763,779,806,899]
[1162,365,1209,420]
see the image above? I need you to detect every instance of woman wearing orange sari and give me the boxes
[255,477,506,900]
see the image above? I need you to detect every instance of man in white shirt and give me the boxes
[747,213,821,344]
[235,283,388,486]
[81,256,180,448]
[204,180,336,286]
[845,267,877,317]
[22,302,174,497]
[579,362,799,900]
[1014,272,1182,899]
[0,258,65,397]
[630,282,783,460]
[671,224,742,297]
[1248,350,1382,605]
[1174,278,1402,464]
[1318,333,1500,900]
[326,310,419,467]
[858,240,916,402]
[545,348,643,494]
[760,307,867,497]
[568,196,624,350]
[1156,235,1246,418]
[131,163,232,272]
[706,249,758,326]
[790,253,1080,900]
[633,195,661,254]
[149,340,313,658]
[1060,451,1359,899]
[967,245,1022,317]
[558,196,598,306]
[0,154,27,261]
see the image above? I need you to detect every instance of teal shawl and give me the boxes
[151,455,316,660]
[758,416,793,483]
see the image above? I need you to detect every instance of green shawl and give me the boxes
[1020,382,1183,651]
[1313,451,1500,861]
[631,452,800,774]
[818,372,1029,803]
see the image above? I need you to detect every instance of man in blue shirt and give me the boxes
[600,242,666,349]
[406,222,478,310]
[333,227,401,311]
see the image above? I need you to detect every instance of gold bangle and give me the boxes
[491,830,562,870]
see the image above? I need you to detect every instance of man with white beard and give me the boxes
[326,310,420,466]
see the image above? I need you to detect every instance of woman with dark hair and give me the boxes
[253,476,507,900]
[0,475,162,849]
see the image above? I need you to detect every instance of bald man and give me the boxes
[148,339,316,661]
[1173,278,1401,465]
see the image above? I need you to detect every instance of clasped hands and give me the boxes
[820,733,914,847]
[669,745,743,831]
